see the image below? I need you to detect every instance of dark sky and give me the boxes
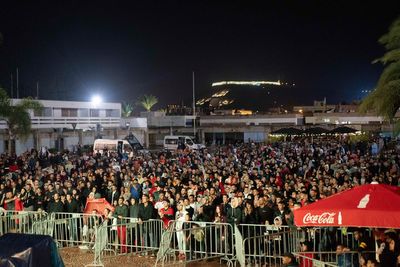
[0,1,399,109]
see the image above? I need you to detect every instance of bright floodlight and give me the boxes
[91,95,102,106]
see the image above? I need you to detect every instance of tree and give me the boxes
[139,94,158,111]
[0,88,43,154]
[359,16,400,132]
[121,101,134,117]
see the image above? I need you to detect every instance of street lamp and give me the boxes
[91,95,103,139]
[91,95,103,107]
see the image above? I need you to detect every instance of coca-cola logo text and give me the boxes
[303,212,336,224]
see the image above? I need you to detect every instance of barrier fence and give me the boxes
[0,211,378,267]
[0,210,47,236]
[31,213,104,248]
[292,251,377,267]
[155,220,235,266]
[86,219,164,267]
[239,227,304,266]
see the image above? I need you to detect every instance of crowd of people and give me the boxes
[1,136,400,266]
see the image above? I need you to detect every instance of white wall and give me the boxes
[53,108,62,117]
[0,139,4,153]
[40,137,52,148]
[64,136,79,151]
[244,132,265,143]
[83,135,94,146]
[16,135,34,155]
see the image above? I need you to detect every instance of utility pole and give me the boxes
[16,68,19,99]
[10,73,13,98]
[192,71,196,139]
[36,82,39,99]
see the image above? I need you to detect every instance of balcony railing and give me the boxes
[0,116,121,129]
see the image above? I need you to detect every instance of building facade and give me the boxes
[0,99,147,155]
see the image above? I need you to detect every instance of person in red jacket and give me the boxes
[158,200,174,229]
[3,191,23,211]
[299,240,314,267]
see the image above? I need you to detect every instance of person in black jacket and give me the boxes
[34,188,45,211]
[47,193,64,213]
[65,193,79,213]
[226,197,242,254]
[138,194,156,253]
[227,197,243,225]
[379,231,399,267]
[65,193,79,243]
[256,197,274,225]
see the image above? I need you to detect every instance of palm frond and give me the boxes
[139,95,158,111]
[121,102,134,117]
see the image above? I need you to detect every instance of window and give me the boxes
[106,109,119,117]
[165,139,178,145]
[78,108,89,117]
[185,119,194,127]
[34,107,52,117]
[61,108,78,117]
[186,139,194,146]
[90,109,100,117]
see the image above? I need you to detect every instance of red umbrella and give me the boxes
[294,183,400,228]
[84,198,114,215]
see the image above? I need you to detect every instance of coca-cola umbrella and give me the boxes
[294,183,400,228]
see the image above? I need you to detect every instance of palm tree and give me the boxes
[0,88,43,154]
[359,16,400,132]
[121,101,134,118]
[139,94,158,111]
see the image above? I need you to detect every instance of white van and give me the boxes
[163,135,205,151]
[93,139,133,154]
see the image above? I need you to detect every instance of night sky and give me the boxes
[0,1,399,110]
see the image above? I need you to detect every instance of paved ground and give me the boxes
[60,248,224,267]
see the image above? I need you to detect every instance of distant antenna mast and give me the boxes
[16,67,19,99]
[36,82,39,99]
[192,71,196,138]
[10,73,13,98]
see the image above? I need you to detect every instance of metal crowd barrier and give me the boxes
[87,218,164,267]
[31,213,104,248]
[0,211,378,267]
[292,252,338,267]
[155,220,235,266]
[292,250,376,267]
[0,210,48,236]
[238,227,304,266]
[308,227,374,253]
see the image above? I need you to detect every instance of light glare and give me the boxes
[91,95,102,106]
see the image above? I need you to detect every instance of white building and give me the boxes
[305,113,383,125]
[0,99,146,155]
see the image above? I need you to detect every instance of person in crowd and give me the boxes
[378,231,399,266]
[175,200,188,260]
[138,194,156,255]
[227,197,243,226]
[47,193,64,213]
[299,240,314,267]
[158,200,174,229]
[336,244,352,267]
[65,193,79,213]
[114,197,128,253]
[366,258,379,267]
[282,252,299,267]
[256,197,274,225]
[129,197,140,221]
[243,200,258,224]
